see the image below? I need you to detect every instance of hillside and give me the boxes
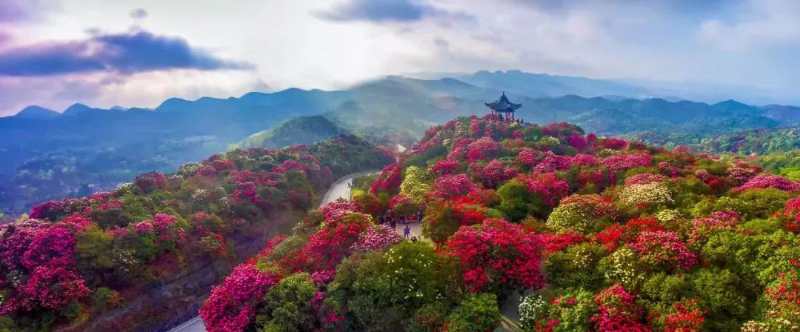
[198,116,800,331]
[2,73,798,216]
[237,115,349,149]
[0,135,393,331]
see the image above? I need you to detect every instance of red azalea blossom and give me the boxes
[593,284,650,332]
[200,264,280,332]
[448,218,544,292]
[630,231,697,271]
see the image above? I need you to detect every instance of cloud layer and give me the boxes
[0,30,251,76]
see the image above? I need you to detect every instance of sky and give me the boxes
[0,0,798,116]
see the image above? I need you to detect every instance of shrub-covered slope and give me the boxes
[0,135,392,331]
[201,116,800,332]
[237,115,350,149]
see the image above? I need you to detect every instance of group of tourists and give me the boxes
[377,210,423,240]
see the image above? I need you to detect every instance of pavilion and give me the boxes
[485,92,522,121]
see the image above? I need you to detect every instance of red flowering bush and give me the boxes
[477,159,517,188]
[448,218,544,293]
[432,159,460,176]
[299,213,372,271]
[523,172,570,207]
[199,264,280,332]
[466,137,500,162]
[433,174,476,199]
[592,284,649,332]
[783,197,800,233]
[630,231,697,271]
[662,299,705,332]
[370,163,403,193]
[596,217,664,252]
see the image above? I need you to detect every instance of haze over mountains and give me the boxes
[3,70,800,216]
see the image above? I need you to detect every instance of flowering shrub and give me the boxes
[24,115,800,331]
[299,212,372,271]
[351,224,402,252]
[199,264,280,332]
[736,174,800,192]
[618,181,674,210]
[466,137,500,162]
[370,163,403,193]
[592,284,649,331]
[523,172,570,207]
[662,299,705,332]
[448,218,544,293]
[477,159,517,188]
[433,174,476,199]
[134,171,168,193]
[546,194,616,233]
[517,148,539,168]
[630,231,697,271]
[1,135,391,330]
[603,153,652,172]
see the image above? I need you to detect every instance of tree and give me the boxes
[332,241,460,331]
[446,293,501,332]
[256,273,317,332]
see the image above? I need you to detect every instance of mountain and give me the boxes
[198,115,800,331]
[14,106,59,120]
[1,73,798,216]
[238,115,350,149]
[454,69,649,98]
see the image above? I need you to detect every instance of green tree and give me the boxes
[331,241,461,331]
[446,293,501,332]
[256,273,317,332]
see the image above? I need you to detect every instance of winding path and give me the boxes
[168,172,373,332]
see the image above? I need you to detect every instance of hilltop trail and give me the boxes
[169,171,375,332]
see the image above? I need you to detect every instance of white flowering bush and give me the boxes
[619,182,674,209]
[598,247,645,290]
[518,293,548,330]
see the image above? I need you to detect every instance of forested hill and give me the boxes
[0,134,393,331]
[197,115,800,331]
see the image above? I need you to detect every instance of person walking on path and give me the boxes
[403,224,411,239]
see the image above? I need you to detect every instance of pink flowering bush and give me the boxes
[476,159,517,188]
[603,153,653,172]
[351,224,402,252]
[735,174,800,192]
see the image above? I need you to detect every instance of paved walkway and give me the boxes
[168,172,374,332]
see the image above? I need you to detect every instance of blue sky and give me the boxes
[0,0,798,115]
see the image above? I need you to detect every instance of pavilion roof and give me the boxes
[485,92,522,113]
